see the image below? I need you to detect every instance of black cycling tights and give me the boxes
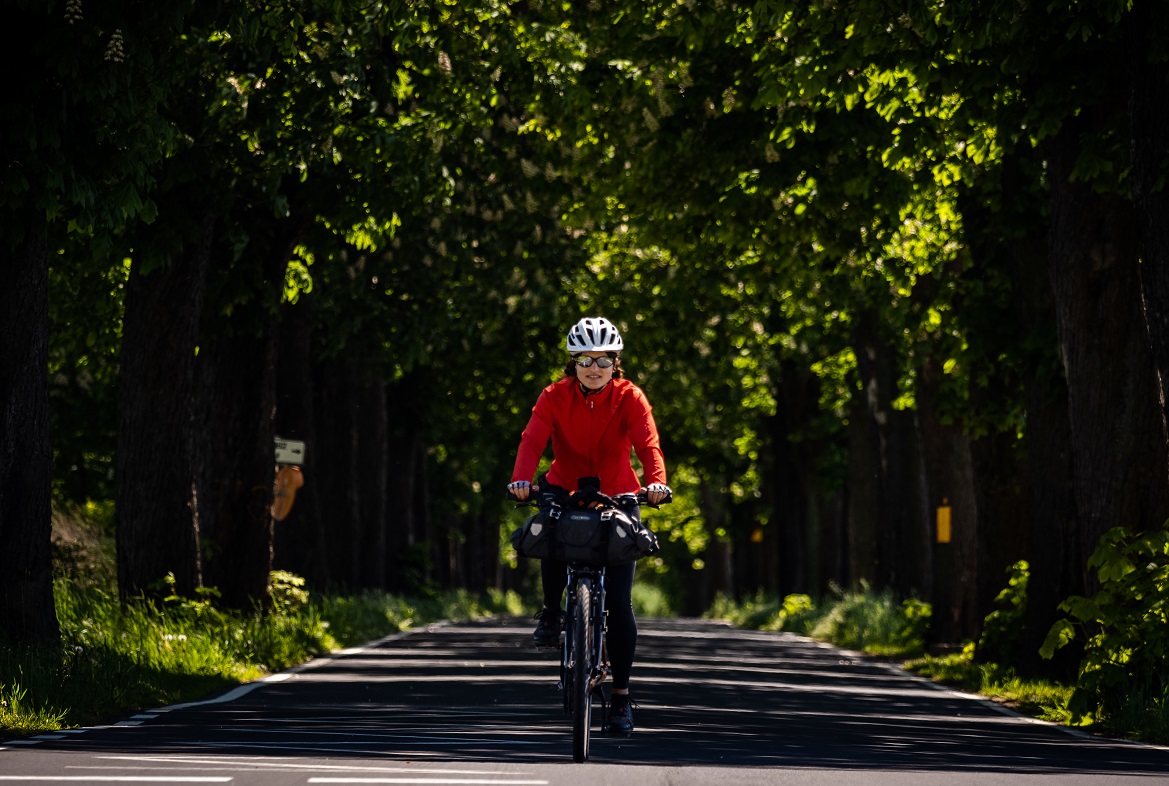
[542,558,637,691]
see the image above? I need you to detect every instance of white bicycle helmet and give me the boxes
[566,317,624,353]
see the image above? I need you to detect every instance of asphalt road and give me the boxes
[2,617,1168,785]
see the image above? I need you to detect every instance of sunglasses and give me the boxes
[573,355,616,368]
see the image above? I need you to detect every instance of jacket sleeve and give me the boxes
[511,388,554,483]
[629,389,667,486]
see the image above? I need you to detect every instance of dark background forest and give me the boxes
[4,0,1169,683]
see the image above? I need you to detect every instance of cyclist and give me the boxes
[507,316,670,736]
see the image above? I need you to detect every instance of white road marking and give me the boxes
[307,780,547,785]
[154,630,420,711]
[0,778,231,783]
[93,756,535,776]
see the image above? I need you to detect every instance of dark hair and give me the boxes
[563,352,623,379]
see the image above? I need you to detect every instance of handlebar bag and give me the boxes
[553,509,608,564]
[510,507,660,565]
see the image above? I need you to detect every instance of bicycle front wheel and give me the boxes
[571,577,593,762]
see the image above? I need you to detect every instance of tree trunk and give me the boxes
[191,212,299,611]
[1010,215,1080,673]
[0,230,59,645]
[765,370,808,596]
[272,295,329,586]
[356,373,387,589]
[314,359,361,589]
[698,479,733,602]
[116,214,212,600]
[1019,360,1081,677]
[916,356,979,643]
[193,307,277,611]
[969,432,1027,622]
[845,396,880,589]
[851,311,926,597]
[1128,0,1169,439]
[385,373,430,592]
[1046,119,1169,586]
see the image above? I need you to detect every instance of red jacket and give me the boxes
[511,377,666,495]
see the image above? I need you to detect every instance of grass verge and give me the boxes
[705,587,1084,734]
[0,579,528,737]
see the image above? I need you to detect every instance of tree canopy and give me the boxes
[4,0,1169,684]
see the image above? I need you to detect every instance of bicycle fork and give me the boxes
[559,573,609,706]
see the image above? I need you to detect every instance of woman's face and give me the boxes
[575,351,616,391]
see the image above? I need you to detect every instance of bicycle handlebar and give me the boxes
[504,484,672,508]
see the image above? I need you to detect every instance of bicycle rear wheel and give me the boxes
[571,577,593,762]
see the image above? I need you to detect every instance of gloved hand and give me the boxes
[507,480,532,501]
[646,483,671,504]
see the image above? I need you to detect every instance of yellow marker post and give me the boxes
[936,498,952,544]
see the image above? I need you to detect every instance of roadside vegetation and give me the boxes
[0,507,527,738]
[5,507,1166,746]
[705,533,1169,748]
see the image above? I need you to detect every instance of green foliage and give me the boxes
[1041,526,1169,736]
[976,560,1029,665]
[808,584,932,658]
[25,4,1163,745]
[705,591,817,633]
[0,574,521,736]
[707,584,930,658]
[268,571,311,615]
[0,683,67,737]
[906,644,1075,726]
[631,582,675,618]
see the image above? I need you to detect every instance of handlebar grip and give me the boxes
[505,484,541,503]
[637,488,673,506]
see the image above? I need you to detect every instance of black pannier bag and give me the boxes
[600,508,660,564]
[510,511,554,560]
[510,506,660,566]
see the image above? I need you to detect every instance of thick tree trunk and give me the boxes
[1129,0,1169,439]
[0,231,59,645]
[846,396,880,589]
[356,374,387,589]
[314,359,361,590]
[916,356,979,643]
[116,215,212,600]
[698,479,734,602]
[851,311,926,597]
[191,213,301,611]
[969,432,1027,622]
[272,296,329,586]
[954,141,1080,672]
[1010,207,1081,677]
[193,309,277,611]
[385,373,432,592]
[1046,120,1169,587]
[765,369,808,596]
[1019,362,1081,677]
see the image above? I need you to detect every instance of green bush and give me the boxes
[705,584,931,658]
[1042,525,1169,737]
[808,583,931,657]
[976,560,1029,665]
[631,581,674,617]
